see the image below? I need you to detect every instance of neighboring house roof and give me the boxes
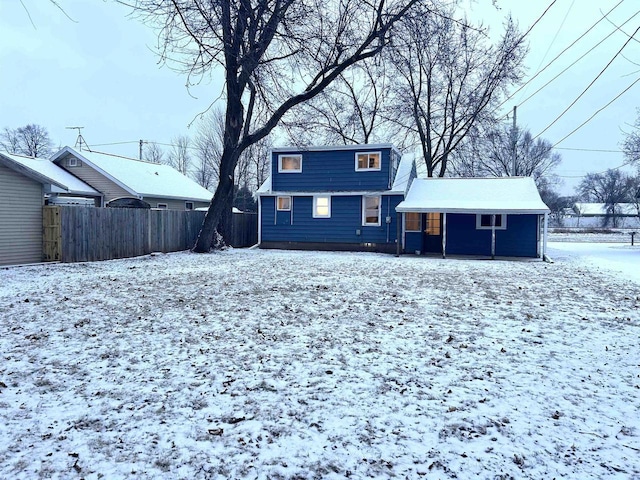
[396,177,550,214]
[573,202,638,216]
[50,147,213,202]
[0,150,100,196]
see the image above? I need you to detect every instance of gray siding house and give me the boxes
[50,147,213,209]
[0,151,99,266]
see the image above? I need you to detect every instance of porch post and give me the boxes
[491,214,496,260]
[396,211,402,257]
[543,212,548,259]
[442,212,447,259]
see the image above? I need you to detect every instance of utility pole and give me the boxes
[139,139,146,160]
[511,105,517,176]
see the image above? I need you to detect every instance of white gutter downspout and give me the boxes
[491,214,496,260]
[442,212,447,259]
[257,196,262,245]
[543,212,548,260]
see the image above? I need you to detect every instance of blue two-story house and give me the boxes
[257,144,415,253]
[257,144,550,258]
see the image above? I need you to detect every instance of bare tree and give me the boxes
[622,109,640,165]
[387,6,527,177]
[124,0,423,251]
[192,108,225,190]
[451,126,561,185]
[578,169,635,227]
[283,58,394,145]
[1,124,54,157]
[167,135,191,174]
[144,142,165,164]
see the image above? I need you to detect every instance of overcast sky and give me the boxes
[1,0,639,195]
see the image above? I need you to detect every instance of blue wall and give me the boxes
[261,195,403,245]
[271,148,394,192]
[445,214,538,257]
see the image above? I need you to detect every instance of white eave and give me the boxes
[396,177,550,214]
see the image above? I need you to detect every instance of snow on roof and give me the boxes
[390,156,415,194]
[0,151,99,196]
[271,143,401,156]
[574,202,638,216]
[256,175,272,194]
[396,177,550,214]
[51,147,213,202]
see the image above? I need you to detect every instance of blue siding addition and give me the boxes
[445,214,538,257]
[272,148,393,192]
[261,195,403,246]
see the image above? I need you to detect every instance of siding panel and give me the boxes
[261,194,402,246]
[0,165,43,265]
[271,148,393,192]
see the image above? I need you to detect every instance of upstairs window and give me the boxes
[277,196,291,211]
[67,157,78,167]
[185,201,194,210]
[313,196,331,218]
[362,196,381,226]
[278,154,302,173]
[355,152,381,171]
[476,214,507,230]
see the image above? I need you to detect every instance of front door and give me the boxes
[423,212,442,254]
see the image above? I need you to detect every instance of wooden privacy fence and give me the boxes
[43,206,257,263]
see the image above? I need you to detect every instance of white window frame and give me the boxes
[278,154,302,173]
[185,201,194,210]
[362,196,381,226]
[405,212,421,232]
[313,195,331,218]
[67,157,78,167]
[276,196,291,211]
[157,203,168,209]
[355,151,381,172]
[476,214,507,230]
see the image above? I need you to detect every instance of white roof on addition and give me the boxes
[0,150,99,196]
[396,177,550,214]
[52,147,213,202]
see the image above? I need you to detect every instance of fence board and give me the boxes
[42,207,256,263]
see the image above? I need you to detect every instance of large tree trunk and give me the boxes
[192,152,236,252]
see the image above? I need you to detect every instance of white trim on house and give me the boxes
[313,195,331,218]
[362,195,381,226]
[277,154,302,173]
[276,196,291,211]
[272,143,402,158]
[355,151,381,172]
[476,214,507,230]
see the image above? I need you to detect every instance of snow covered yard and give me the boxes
[1,248,639,479]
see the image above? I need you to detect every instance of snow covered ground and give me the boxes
[1,245,639,479]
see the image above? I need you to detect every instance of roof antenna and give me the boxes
[66,126,89,151]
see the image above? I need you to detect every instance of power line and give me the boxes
[495,0,626,116]
[518,10,640,113]
[554,147,623,153]
[552,75,640,148]
[532,24,640,141]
